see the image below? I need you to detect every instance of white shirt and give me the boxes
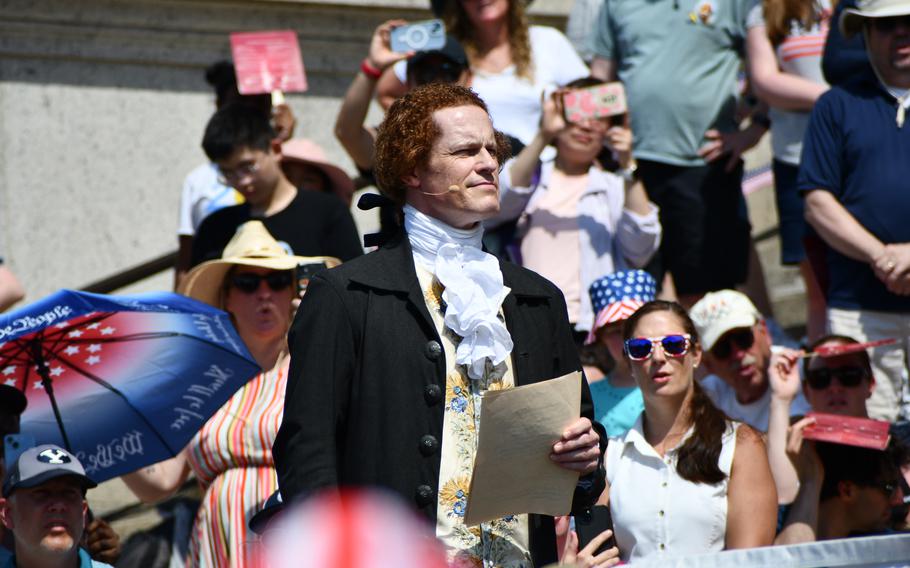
[177,162,243,236]
[700,346,811,432]
[607,416,739,562]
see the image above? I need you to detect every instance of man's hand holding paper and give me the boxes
[551,417,601,474]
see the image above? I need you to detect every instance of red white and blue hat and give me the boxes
[585,270,657,345]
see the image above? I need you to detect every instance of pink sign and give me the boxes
[562,82,627,124]
[230,30,307,95]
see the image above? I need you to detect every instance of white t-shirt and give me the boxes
[700,346,811,432]
[177,162,243,237]
[395,26,589,144]
[746,1,830,165]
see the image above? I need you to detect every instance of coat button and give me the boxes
[415,484,435,507]
[424,384,442,405]
[424,340,442,360]
[419,434,439,456]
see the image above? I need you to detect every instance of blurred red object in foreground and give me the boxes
[258,488,449,568]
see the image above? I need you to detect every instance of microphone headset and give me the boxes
[418,184,463,196]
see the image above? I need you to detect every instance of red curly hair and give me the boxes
[373,83,510,205]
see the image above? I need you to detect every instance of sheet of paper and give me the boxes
[463,371,582,526]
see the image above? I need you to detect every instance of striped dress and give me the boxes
[184,362,287,567]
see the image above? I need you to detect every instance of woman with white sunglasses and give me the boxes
[603,300,777,562]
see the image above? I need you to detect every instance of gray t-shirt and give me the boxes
[746,1,830,165]
[590,0,757,166]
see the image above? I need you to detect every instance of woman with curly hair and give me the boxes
[378,0,588,146]
[605,301,777,561]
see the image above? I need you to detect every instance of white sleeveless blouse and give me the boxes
[606,415,740,562]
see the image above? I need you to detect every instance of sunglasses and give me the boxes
[710,328,755,360]
[805,366,869,390]
[871,15,910,33]
[229,272,293,294]
[624,334,691,361]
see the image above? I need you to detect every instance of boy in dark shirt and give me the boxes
[191,104,362,266]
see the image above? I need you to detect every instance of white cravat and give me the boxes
[404,204,514,380]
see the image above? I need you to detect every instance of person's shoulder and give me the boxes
[196,201,247,231]
[734,421,766,446]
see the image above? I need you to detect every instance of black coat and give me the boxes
[273,232,605,566]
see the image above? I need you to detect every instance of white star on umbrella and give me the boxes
[49,367,64,377]
[86,323,101,330]
[67,330,83,338]
[54,322,69,329]
[2,365,15,375]
[100,327,115,336]
[86,355,101,366]
[87,344,102,353]
[33,381,42,390]
[3,378,15,386]
[64,345,80,356]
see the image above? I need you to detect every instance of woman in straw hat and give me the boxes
[122,221,339,567]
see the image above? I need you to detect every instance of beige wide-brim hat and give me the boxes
[179,220,341,307]
[841,0,910,37]
[280,138,355,206]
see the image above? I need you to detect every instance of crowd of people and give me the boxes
[1,0,910,566]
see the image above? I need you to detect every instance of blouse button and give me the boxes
[661,481,668,488]
[659,510,665,517]
[660,543,665,551]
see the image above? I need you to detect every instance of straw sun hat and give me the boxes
[841,0,910,37]
[179,220,340,307]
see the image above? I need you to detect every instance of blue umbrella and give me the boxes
[0,289,260,483]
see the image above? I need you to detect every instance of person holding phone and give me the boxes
[605,301,777,561]
[377,0,589,146]
[123,222,338,568]
[486,78,660,343]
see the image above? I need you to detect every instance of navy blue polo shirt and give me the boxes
[798,78,910,312]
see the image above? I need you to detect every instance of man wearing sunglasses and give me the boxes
[801,0,910,423]
[690,290,810,432]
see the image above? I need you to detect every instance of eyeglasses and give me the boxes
[229,272,293,294]
[218,160,261,185]
[624,334,691,361]
[871,15,910,33]
[710,328,755,360]
[805,366,869,390]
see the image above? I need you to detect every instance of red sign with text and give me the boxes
[230,30,307,95]
[803,412,891,450]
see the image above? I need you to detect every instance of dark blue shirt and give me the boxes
[798,78,910,312]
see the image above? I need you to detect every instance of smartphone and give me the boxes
[562,82,628,124]
[296,262,328,295]
[575,505,617,555]
[390,19,446,53]
[4,433,35,468]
